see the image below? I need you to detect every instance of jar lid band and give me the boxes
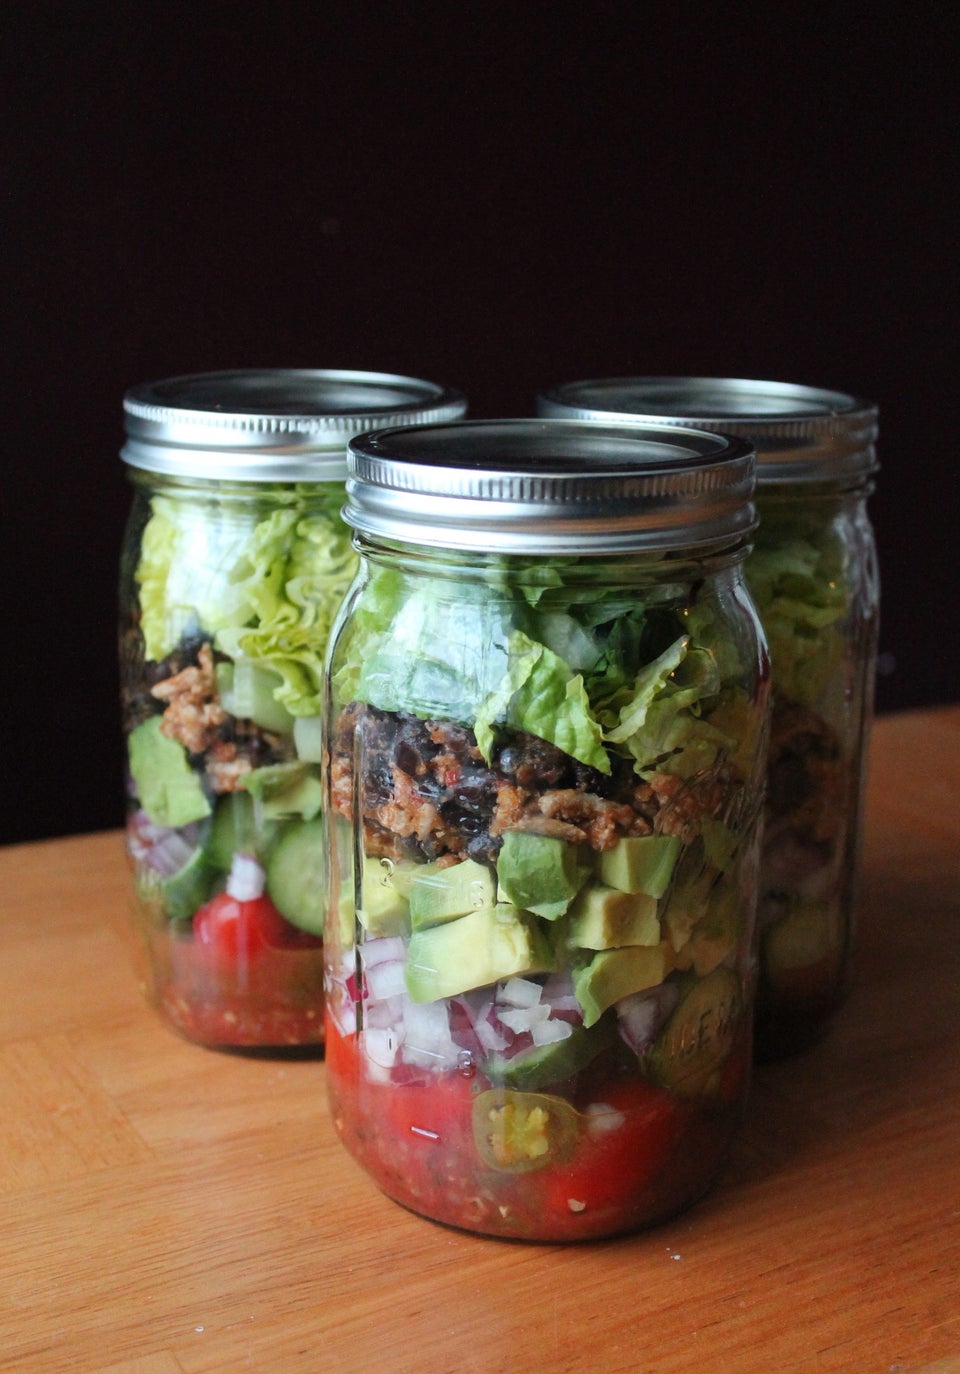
[537,377,878,485]
[121,369,467,481]
[344,419,757,553]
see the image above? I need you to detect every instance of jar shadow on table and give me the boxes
[720,856,959,1187]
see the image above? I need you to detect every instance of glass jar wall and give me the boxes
[323,419,769,1239]
[538,379,879,1059]
[118,369,465,1051]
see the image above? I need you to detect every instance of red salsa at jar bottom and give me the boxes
[143,925,325,1051]
[325,1017,749,1242]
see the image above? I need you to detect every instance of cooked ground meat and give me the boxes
[330,703,741,863]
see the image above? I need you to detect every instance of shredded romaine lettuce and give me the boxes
[136,485,357,717]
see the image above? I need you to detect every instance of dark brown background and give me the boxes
[2,4,955,844]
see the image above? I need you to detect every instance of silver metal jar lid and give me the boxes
[537,377,878,485]
[344,419,756,554]
[121,368,467,481]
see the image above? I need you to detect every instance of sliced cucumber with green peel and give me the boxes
[645,967,743,1098]
[484,1016,618,1092]
[265,819,325,935]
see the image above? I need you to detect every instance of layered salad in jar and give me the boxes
[120,479,357,1048]
[324,552,769,1239]
[747,493,878,1056]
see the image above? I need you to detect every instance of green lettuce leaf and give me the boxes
[136,486,358,718]
[475,630,610,772]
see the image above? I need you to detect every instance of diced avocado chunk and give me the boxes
[405,904,554,1003]
[645,967,743,1098]
[597,833,681,898]
[357,854,412,938]
[484,1016,618,1091]
[700,818,741,871]
[128,716,212,827]
[683,881,742,976]
[564,883,660,949]
[762,898,842,979]
[662,867,717,956]
[241,762,322,820]
[409,858,496,931]
[572,943,675,1027]
[265,818,324,935]
[496,831,590,919]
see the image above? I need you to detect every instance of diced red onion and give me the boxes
[616,982,680,1056]
[360,936,407,970]
[126,811,198,877]
[364,959,407,1003]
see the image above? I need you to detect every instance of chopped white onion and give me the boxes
[364,959,407,1002]
[531,1018,574,1046]
[402,999,460,1070]
[584,1102,626,1135]
[360,936,407,970]
[363,994,406,1030]
[499,1004,552,1034]
[363,1027,402,1069]
[225,852,266,902]
[498,977,544,1009]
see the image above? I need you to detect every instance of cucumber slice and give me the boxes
[265,819,325,935]
[159,847,218,924]
[645,967,744,1098]
[484,1017,617,1092]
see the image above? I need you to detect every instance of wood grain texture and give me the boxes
[1,707,958,1374]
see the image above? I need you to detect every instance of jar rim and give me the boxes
[120,368,467,481]
[537,377,878,485]
[344,418,757,553]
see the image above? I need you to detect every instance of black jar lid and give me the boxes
[344,418,756,554]
[121,368,467,481]
[538,377,878,486]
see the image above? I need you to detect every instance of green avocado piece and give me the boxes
[241,761,323,820]
[684,880,742,976]
[484,1016,618,1091]
[645,967,743,1097]
[405,904,554,1003]
[128,716,211,828]
[215,659,295,735]
[762,897,840,977]
[564,882,660,949]
[572,943,675,1027]
[661,867,717,956]
[409,858,496,931]
[496,831,590,919]
[265,818,325,934]
[597,834,681,898]
[357,854,412,938]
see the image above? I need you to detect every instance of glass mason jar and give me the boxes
[118,369,465,1052]
[539,379,880,1060]
[323,419,770,1241]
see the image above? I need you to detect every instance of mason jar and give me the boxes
[539,379,879,1060]
[323,419,770,1240]
[118,369,466,1051]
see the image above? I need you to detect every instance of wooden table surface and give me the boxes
[1,707,958,1374]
